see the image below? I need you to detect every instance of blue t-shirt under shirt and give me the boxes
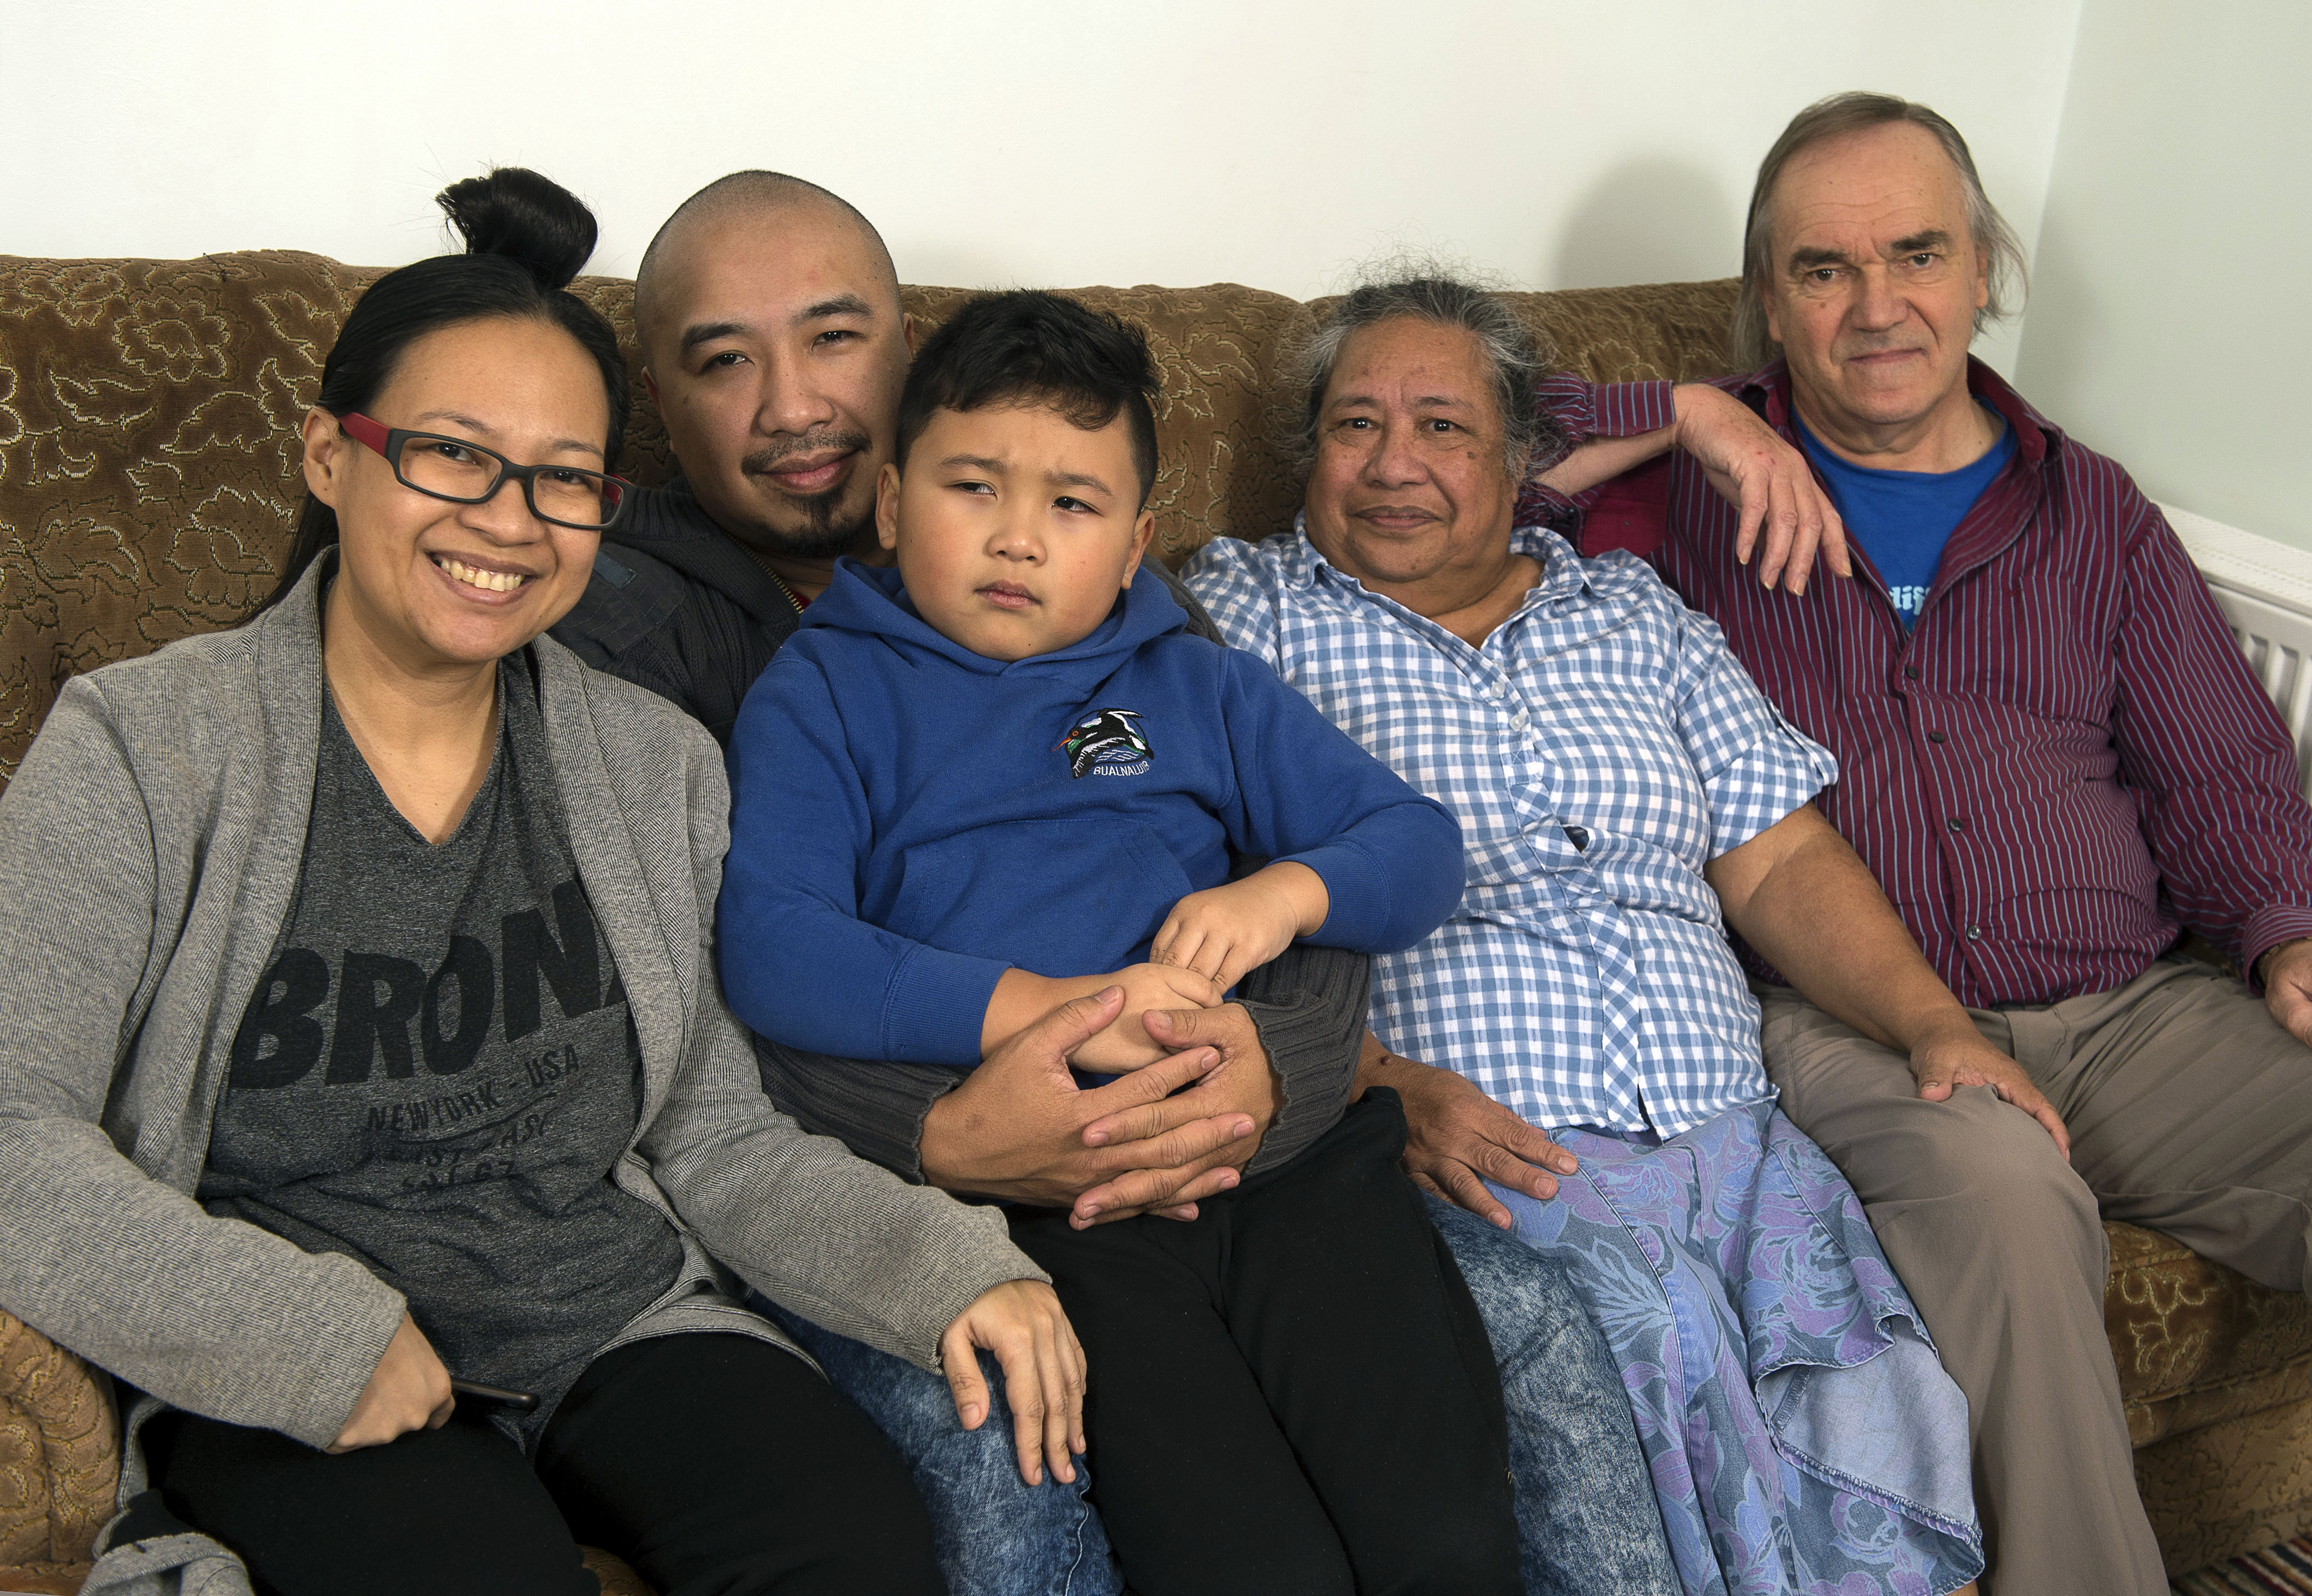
[1796,404,2016,629]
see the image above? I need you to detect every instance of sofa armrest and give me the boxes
[0,1306,118,1571]
[2106,1220,2312,1447]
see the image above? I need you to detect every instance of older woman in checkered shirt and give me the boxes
[1186,273,2016,1596]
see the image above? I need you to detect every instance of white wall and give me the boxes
[4,0,2081,375]
[2015,0,2312,550]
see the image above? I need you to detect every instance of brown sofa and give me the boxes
[1,251,2306,1592]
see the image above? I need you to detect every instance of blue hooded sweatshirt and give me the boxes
[719,559,1464,1067]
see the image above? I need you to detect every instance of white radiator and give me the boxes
[2166,504,2312,801]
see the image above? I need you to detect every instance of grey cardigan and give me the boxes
[0,558,1041,1456]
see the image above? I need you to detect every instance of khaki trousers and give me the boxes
[1759,960,2312,1596]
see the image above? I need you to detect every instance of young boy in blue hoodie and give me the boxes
[719,291,1520,1596]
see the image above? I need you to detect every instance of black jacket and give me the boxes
[550,479,803,748]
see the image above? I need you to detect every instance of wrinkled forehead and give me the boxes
[640,198,902,357]
[1768,123,1975,256]
[1326,316,1502,424]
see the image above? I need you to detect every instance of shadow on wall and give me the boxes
[2009,204,2099,416]
[1549,158,1741,291]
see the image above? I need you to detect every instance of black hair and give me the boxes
[894,290,1160,509]
[248,166,630,619]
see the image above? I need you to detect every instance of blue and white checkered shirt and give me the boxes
[1184,523,1837,1136]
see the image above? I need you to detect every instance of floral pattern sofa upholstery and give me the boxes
[1,252,2307,1591]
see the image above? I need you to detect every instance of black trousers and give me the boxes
[144,1332,942,1596]
[1010,1090,1522,1596]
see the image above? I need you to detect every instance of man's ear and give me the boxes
[1971,243,1991,314]
[1761,275,1784,347]
[641,366,661,408]
[1119,509,1157,586]
[875,462,903,551]
[301,408,349,507]
[902,312,918,356]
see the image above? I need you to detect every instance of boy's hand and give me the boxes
[939,1279,1087,1487]
[1152,862,1329,993]
[1066,963,1224,1072]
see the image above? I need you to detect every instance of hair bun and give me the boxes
[436,167,598,292]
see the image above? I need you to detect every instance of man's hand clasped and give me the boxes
[1056,963,1225,1073]
[922,987,1281,1232]
[938,873,1319,1226]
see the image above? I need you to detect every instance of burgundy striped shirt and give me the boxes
[1516,361,2312,1007]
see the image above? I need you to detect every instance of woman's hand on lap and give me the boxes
[940,1280,1087,1487]
[329,1311,454,1452]
[1361,1034,1579,1229]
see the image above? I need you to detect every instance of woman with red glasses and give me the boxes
[0,168,1084,1596]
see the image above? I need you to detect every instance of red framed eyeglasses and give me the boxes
[338,414,630,531]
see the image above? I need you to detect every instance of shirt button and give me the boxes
[1965,925,1984,941]
[1928,729,1948,744]
[1904,665,1922,680]
[1948,816,1966,831]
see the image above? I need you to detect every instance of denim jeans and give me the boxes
[1423,1195,1681,1596]
[752,1294,1119,1596]
[757,1201,1676,1596]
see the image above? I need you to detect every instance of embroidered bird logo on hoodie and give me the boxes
[1058,708,1153,778]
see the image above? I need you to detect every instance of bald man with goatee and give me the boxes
[557,174,908,742]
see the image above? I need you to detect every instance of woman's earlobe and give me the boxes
[301,407,345,506]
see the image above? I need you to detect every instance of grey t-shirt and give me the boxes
[200,654,685,1422]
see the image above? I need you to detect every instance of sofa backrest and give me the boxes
[0,250,1740,786]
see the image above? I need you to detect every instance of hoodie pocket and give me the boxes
[888,819,1197,976]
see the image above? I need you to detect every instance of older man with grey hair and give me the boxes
[1521,92,2312,1594]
